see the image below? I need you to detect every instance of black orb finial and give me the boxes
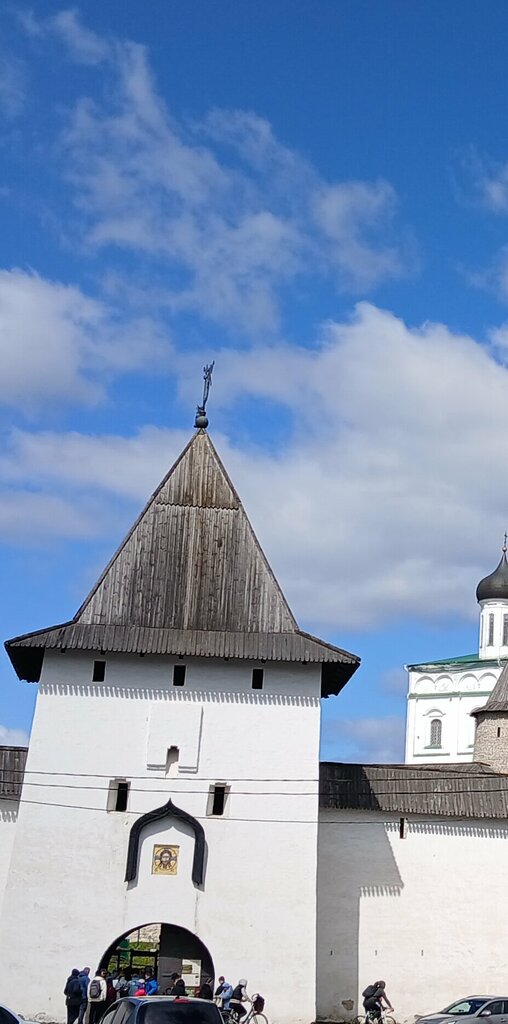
[194,361,214,430]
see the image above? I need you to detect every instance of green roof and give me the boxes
[407,653,507,671]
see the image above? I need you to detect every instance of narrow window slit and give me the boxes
[173,664,186,686]
[107,779,130,812]
[252,668,264,690]
[93,660,106,682]
[489,613,495,646]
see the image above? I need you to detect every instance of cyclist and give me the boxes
[230,979,249,1020]
[362,981,393,1021]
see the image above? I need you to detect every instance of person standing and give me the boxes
[197,979,213,1000]
[88,969,108,1024]
[65,969,84,1024]
[144,969,159,996]
[169,973,186,997]
[78,968,90,1024]
[215,978,233,1010]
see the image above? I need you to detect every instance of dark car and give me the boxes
[101,997,224,1024]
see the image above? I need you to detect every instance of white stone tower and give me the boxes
[0,416,359,1024]
[473,661,508,771]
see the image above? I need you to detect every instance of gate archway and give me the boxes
[100,922,214,993]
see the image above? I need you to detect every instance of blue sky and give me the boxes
[3,1,508,760]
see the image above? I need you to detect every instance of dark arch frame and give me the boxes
[125,798,206,886]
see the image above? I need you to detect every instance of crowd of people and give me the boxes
[64,966,254,1024]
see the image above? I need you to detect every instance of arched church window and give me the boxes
[429,718,442,748]
[488,614,495,646]
[503,615,508,647]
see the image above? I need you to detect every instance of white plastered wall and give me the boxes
[317,809,508,1023]
[405,667,499,763]
[0,799,19,917]
[0,652,322,1024]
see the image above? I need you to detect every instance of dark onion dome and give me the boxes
[477,549,508,602]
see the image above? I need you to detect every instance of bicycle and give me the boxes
[353,1009,395,1024]
[222,995,269,1024]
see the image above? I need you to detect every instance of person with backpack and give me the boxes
[88,968,108,1024]
[362,981,393,1021]
[64,969,84,1024]
[230,980,249,1020]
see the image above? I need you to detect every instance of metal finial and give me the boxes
[503,532,507,556]
[194,361,214,429]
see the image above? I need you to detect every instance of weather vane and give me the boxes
[194,361,215,429]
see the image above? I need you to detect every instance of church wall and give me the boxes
[316,808,508,1023]
[0,799,19,917]
[405,666,498,763]
[0,651,322,1024]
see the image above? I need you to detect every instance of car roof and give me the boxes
[128,997,217,1004]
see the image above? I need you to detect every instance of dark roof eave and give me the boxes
[5,623,360,684]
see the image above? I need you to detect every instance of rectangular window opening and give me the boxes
[498,727,502,738]
[173,664,186,686]
[93,659,106,682]
[208,783,228,817]
[488,613,495,646]
[503,616,508,647]
[107,778,130,812]
[252,668,264,690]
[166,746,179,777]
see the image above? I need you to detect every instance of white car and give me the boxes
[0,1004,41,1024]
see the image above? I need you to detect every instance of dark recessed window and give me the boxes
[489,613,495,646]
[429,718,442,748]
[173,664,186,686]
[211,784,226,816]
[115,781,129,812]
[107,779,130,812]
[503,616,508,647]
[498,727,502,739]
[93,660,106,682]
[252,668,264,690]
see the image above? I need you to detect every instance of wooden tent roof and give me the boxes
[472,660,508,715]
[6,429,359,695]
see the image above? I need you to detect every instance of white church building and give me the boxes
[405,548,508,762]
[3,412,508,1024]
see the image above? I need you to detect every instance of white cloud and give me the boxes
[49,9,109,65]
[24,17,414,333]
[313,180,409,290]
[0,724,29,747]
[0,56,26,118]
[18,7,108,65]
[3,303,508,630]
[0,268,167,410]
[322,715,406,764]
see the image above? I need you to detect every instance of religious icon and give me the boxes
[152,844,179,875]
